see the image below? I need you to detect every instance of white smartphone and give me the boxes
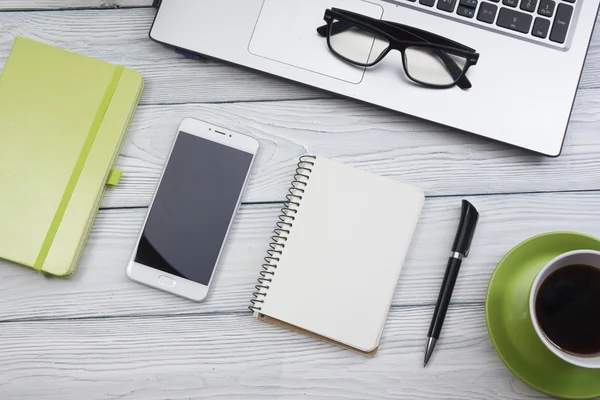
[126,118,259,301]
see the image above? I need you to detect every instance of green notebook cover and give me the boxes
[0,37,144,277]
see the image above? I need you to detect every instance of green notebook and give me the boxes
[0,37,144,277]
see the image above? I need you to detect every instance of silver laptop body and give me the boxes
[150,0,599,156]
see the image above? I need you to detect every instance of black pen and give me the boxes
[424,200,479,367]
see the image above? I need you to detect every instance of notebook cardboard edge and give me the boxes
[257,313,379,357]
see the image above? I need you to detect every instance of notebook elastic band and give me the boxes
[33,66,124,272]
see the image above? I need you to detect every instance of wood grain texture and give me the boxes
[6,10,596,205]
[2,4,600,400]
[0,9,324,104]
[0,306,548,400]
[96,94,600,208]
[0,10,599,106]
[2,192,600,321]
[0,0,152,10]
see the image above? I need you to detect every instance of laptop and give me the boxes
[149,0,599,156]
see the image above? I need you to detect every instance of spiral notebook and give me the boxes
[249,156,424,355]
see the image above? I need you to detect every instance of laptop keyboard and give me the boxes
[389,0,578,49]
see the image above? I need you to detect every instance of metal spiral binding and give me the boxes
[249,155,316,312]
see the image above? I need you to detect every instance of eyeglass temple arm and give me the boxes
[316,21,350,37]
[329,8,475,52]
[317,20,472,90]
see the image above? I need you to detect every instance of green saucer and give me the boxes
[486,232,600,400]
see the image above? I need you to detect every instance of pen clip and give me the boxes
[451,200,479,257]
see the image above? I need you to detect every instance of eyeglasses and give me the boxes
[316,8,480,90]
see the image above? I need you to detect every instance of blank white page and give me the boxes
[259,156,424,353]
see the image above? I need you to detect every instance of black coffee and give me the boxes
[535,264,600,356]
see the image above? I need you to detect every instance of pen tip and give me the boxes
[424,337,437,368]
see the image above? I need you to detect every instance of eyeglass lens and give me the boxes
[404,47,468,86]
[328,19,390,66]
[328,19,469,87]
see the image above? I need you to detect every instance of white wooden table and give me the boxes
[1,2,600,399]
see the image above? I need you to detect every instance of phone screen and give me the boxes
[134,131,254,285]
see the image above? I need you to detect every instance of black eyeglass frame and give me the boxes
[317,8,480,89]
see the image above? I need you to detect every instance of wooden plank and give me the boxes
[1,192,599,321]
[0,10,599,106]
[0,306,546,400]
[97,93,600,208]
[0,0,152,10]
[0,9,325,104]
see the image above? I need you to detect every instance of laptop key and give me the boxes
[562,0,575,3]
[503,0,518,7]
[420,0,436,7]
[497,8,533,33]
[550,3,573,43]
[520,0,537,11]
[460,0,478,7]
[538,0,555,16]
[457,5,475,16]
[532,17,551,38]
[477,2,498,23]
[438,0,458,12]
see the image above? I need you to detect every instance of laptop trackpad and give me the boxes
[248,0,384,84]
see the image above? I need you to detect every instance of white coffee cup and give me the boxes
[529,250,600,369]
